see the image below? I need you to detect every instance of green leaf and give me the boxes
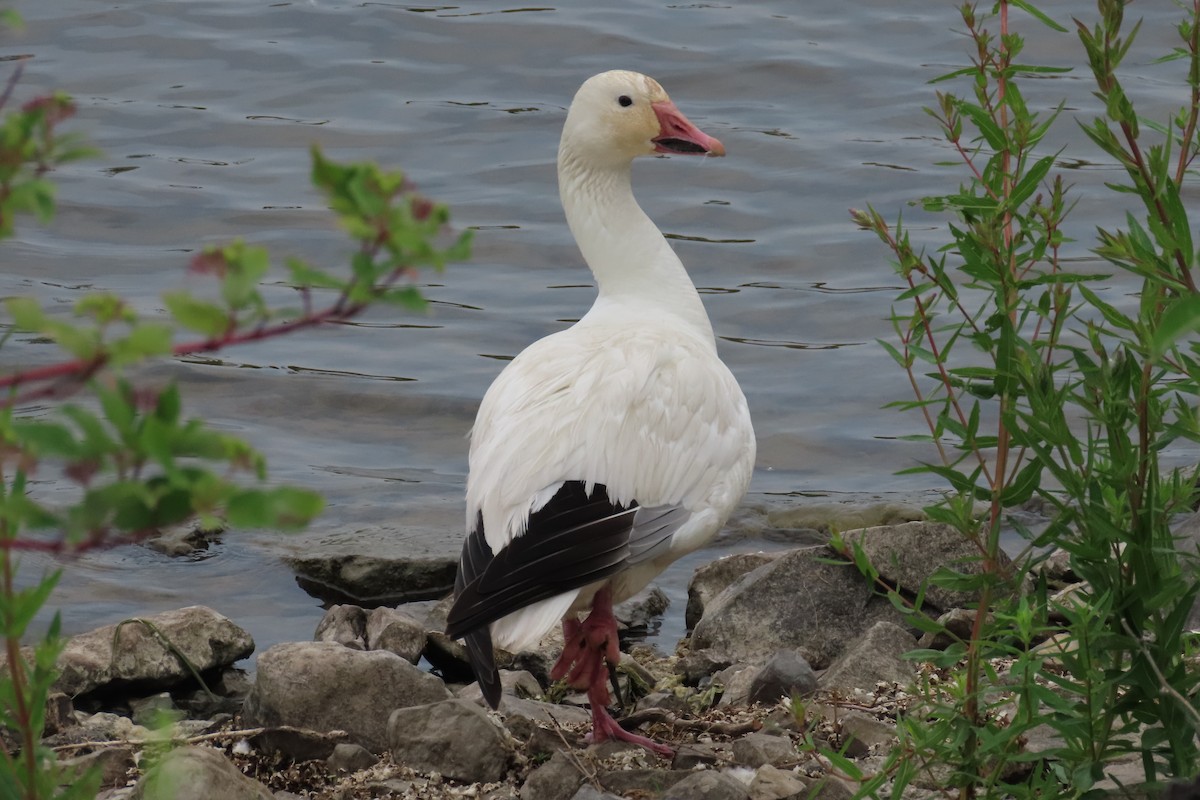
[5,296,46,331]
[1151,295,1200,361]
[163,291,231,337]
[12,421,80,458]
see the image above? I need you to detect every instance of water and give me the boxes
[3,1,1193,656]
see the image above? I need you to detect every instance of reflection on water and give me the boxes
[4,0,1191,654]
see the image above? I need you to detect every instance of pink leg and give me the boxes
[550,586,673,758]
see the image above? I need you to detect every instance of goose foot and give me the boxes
[550,586,672,758]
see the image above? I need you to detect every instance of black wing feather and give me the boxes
[445,481,636,708]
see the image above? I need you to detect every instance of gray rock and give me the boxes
[767,502,924,534]
[747,651,818,705]
[598,770,691,795]
[714,664,758,707]
[672,742,722,770]
[749,764,807,800]
[692,547,906,668]
[129,692,179,727]
[840,521,1016,611]
[732,733,797,768]
[674,648,735,685]
[569,788,624,800]
[366,607,426,663]
[44,692,75,735]
[661,770,751,800]
[686,553,781,630]
[242,641,450,753]
[614,586,670,636]
[917,607,978,650]
[806,775,855,800]
[388,698,511,783]
[247,726,349,763]
[819,622,917,693]
[60,745,135,789]
[837,711,896,754]
[132,746,272,800]
[314,605,367,650]
[54,606,254,696]
[495,695,592,728]
[326,742,378,773]
[457,669,544,704]
[520,750,584,800]
[286,549,457,606]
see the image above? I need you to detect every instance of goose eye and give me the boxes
[617,95,633,108]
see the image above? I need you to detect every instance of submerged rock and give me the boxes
[284,526,458,606]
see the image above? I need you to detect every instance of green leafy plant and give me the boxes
[0,60,470,798]
[851,0,1200,796]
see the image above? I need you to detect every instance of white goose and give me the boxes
[446,70,755,755]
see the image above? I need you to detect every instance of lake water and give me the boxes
[4,1,1194,655]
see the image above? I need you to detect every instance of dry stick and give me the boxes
[51,725,350,754]
[542,710,601,790]
[1118,617,1200,734]
[616,707,761,737]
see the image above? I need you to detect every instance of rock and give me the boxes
[242,641,450,753]
[326,742,378,773]
[520,750,584,800]
[247,727,350,762]
[314,605,368,650]
[285,549,457,606]
[129,692,179,727]
[501,696,592,728]
[672,742,722,769]
[917,607,978,650]
[54,606,254,696]
[366,607,426,663]
[569,788,624,800]
[661,770,751,800]
[674,648,735,685]
[749,764,807,800]
[840,521,1017,611]
[747,651,818,705]
[132,746,273,800]
[805,775,855,800]
[457,669,544,704]
[43,692,75,735]
[614,586,670,639]
[387,699,512,783]
[819,622,917,693]
[686,553,782,630]
[598,769,691,795]
[715,664,758,707]
[60,745,136,788]
[837,711,896,754]
[767,502,923,534]
[72,711,152,743]
[732,733,798,768]
[691,547,907,668]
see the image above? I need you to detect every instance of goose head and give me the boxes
[560,70,725,168]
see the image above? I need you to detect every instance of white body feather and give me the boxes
[463,70,756,653]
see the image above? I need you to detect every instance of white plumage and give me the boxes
[447,70,755,751]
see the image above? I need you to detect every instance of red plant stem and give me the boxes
[1,297,371,408]
[1175,0,1200,185]
[2,530,37,798]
